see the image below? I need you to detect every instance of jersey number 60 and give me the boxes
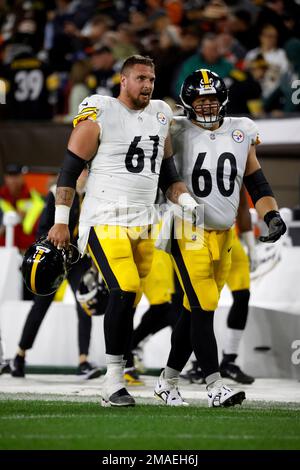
[192,152,237,198]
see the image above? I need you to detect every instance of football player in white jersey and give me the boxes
[47,55,196,407]
[154,69,286,407]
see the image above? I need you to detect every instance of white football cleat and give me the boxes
[154,370,189,406]
[207,382,246,408]
[100,362,135,407]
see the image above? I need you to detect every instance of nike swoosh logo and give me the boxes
[228,247,232,252]
[82,102,88,106]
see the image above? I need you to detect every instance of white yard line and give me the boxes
[1,433,299,441]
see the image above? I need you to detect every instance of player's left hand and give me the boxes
[248,248,259,272]
[259,211,286,243]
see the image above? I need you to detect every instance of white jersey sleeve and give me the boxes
[72,94,105,128]
[160,100,173,124]
[242,117,261,145]
[170,116,187,176]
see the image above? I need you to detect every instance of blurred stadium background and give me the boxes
[0,0,300,451]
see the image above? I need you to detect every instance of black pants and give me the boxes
[19,255,92,356]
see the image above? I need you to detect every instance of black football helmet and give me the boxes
[76,268,109,316]
[22,237,75,296]
[179,69,228,127]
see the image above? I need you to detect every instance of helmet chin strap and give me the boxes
[193,114,219,129]
[194,117,217,129]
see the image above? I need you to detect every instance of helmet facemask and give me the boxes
[180,69,228,129]
[76,268,109,316]
[192,94,222,128]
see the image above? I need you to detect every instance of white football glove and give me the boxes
[178,193,202,225]
[241,230,259,272]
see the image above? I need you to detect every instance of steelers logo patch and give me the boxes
[232,129,244,143]
[157,112,167,125]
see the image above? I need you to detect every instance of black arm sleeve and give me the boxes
[243,168,274,205]
[57,149,87,189]
[158,156,182,194]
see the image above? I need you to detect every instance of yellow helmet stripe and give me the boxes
[82,302,92,316]
[201,69,209,85]
[30,249,44,293]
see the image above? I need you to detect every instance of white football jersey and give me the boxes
[172,116,259,230]
[73,95,172,245]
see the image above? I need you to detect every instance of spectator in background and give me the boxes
[181,1,205,27]
[165,0,184,26]
[264,37,300,114]
[180,26,201,56]
[227,9,257,51]
[216,31,246,68]
[47,12,113,72]
[46,1,90,72]
[56,59,91,123]
[226,67,263,117]
[201,0,230,34]
[245,24,289,99]
[149,9,171,35]
[0,1,48,52]
[87,45,121,97]
[0,42,58,120]
[128,8,149,40]
[255,0,291,46]
[81,14,114,51]
[0,163,44,253]
[173,33,233,98]
[152,25,187,99]
[246,53,269,100]
[245,54,268,116]
[104,23,139,61]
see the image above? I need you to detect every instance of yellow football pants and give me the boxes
[171,219,234,312]
[226,232,250,291]
[87,225,155,306]
[143,249,174,305]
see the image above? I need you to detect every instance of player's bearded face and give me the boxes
[124,65,155,109]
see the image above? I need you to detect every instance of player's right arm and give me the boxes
[47,119,100,248]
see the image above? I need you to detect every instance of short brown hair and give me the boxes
[121,55,154,75]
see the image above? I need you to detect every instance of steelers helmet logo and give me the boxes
[200,77,213,90]
[157,112,167,125]
[232,129,244,143]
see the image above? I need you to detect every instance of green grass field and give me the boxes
[0,399,300,450]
